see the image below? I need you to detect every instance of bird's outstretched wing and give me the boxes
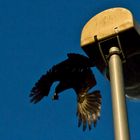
[77,90,101,131]
[30,69,54,104]
[67,53,95,67]
[30,53,94,104]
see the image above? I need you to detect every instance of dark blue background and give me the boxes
[0,0,140,139]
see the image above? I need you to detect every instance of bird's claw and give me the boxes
[52,94,59,100]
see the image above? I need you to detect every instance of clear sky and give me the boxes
[0,0,140,140]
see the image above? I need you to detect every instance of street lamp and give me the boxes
[81,7,140,140]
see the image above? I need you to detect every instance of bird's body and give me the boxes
[30,53,101,131]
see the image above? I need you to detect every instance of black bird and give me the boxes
[30,53,101,131]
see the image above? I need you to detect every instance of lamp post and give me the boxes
[80,7,140,140]
[109,46,129,140]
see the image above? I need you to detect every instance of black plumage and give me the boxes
[30,53,101,131]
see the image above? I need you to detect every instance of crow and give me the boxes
[30,53,101,131]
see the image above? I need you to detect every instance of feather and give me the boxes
[77,90,101,130]
[30,72,53,103]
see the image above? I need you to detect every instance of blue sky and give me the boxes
[0,0,140,140]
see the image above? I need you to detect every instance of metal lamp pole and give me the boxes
[109,47,130,140]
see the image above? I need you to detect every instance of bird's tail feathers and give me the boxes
[30,70,53,104]
[77,90,101,131]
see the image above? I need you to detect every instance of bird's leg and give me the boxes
[52,81,71,100]
[52,93,59,100]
